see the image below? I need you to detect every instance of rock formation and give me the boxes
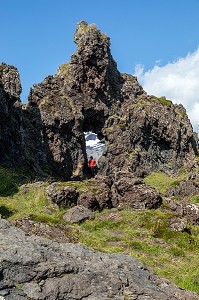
[0,20,197,180]
[0,217,199,300]
[0,64,25,168]
[0,21,199,300]
[46,175,162,212]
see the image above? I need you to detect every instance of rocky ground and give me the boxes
[0,217,199,300]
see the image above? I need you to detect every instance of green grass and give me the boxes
[0,167,66,224]
[151,95,172,107]
[0,185,66,224]
[191,195,199,204]
[76,209,199,294]
[0,167,20,196]
[143,171,187,195]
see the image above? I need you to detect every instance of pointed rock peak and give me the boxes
[0,63,22,99]
[74,20,110,49]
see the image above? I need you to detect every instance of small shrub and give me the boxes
[191,195,199,204]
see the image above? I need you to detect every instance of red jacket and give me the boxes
[89,159,96,167]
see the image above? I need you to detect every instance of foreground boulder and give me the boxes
[0,218,199,300]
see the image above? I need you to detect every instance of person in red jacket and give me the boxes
[88,156,96,177]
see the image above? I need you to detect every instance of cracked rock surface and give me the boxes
[0,218,199,300]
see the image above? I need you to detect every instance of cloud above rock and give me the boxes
[135,47,199,133]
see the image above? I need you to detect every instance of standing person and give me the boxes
[88,156,96,177]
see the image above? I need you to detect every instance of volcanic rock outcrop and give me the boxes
[46,175,162,213]
[0,21,197,179]
[1,217,199,300]
[0,64,25,168]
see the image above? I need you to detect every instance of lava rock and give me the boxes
[0,218,199,299]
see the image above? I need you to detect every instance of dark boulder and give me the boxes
[46,182,79,208]
[46,175,162,212]
[112,172,162,209]
[166,177,199,200]
[77,190,100,210]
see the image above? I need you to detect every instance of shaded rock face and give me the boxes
[0,21,198,179]
[0,64,25,168]
[1,218,199,300]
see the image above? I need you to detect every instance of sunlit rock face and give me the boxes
[0,21,197,179]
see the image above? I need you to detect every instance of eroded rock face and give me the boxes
[0,64,25,168]
[0,218,199,300]
[0,21,198,180]
[25,21,197,179]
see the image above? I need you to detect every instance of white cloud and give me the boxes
[135,47,199,133]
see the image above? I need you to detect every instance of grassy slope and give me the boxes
[0,168,198,294]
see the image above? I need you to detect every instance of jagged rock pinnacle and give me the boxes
[0,21,197,179]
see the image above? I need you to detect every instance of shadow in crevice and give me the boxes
[0,205,14,219]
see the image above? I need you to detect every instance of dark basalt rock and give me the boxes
[112,173,162,209]
[46,175,162,212]
[46,182,79,208]
[0,217,199,300]
[0,64,25,168]
[166,176,199,200]
[0,21,197,180]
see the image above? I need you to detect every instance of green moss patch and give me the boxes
[151,95,172,107]
[144,172,187,195]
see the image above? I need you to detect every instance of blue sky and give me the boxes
[1,0,199,131]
